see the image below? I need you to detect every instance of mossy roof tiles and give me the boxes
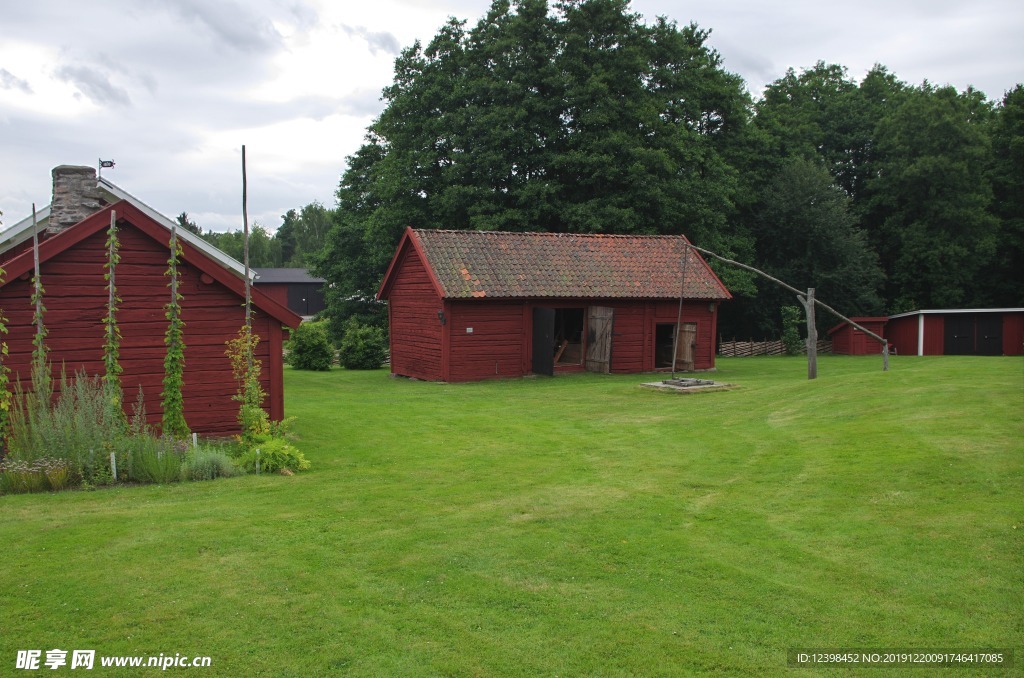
[409,229,730,300]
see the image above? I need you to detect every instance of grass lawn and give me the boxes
[1,356,1021,675]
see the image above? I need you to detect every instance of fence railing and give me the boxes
[717,338,832,357]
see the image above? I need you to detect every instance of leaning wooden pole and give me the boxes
[685,242,889,373]
[670,244,690,378]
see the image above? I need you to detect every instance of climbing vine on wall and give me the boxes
[103,213,124,418]
[161,225,189,439]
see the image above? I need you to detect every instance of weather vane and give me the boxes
[98,158,115,178]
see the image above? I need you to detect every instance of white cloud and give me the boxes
[1,0,1021,236]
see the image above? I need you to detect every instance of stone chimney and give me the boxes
[49,165,102,234]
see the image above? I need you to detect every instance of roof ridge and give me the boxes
[414,229,689,239]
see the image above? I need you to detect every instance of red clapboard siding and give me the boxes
[1005,313,1024,356]
[447,301,525,381]
[648,300,717,370]
[386,245,444,381]
[256,283,290,306]
[608,303,646,373]
[0,205,298,435]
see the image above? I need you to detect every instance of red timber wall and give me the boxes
[830,326,853,355]
[0,224,282,436]
[1003,312,1024,355]
[830,320,887,355]
[885,314,945,356]
[437,298,718,382]
[387,246,444,381]
[623,300,718,373]
[446,301,525,381]
[885,316,918,356]
[255,283,289,307]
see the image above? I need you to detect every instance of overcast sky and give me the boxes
[2,0,1021,234]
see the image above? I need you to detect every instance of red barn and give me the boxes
[827,317,889,355]
[885,309,1024,356]
[0,166,301,435]
[377,228,731,382]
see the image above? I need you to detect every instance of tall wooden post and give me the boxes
[798,288,817,380]
[32,204,41,329]
[241,145,253,372]
[671,244,690,379]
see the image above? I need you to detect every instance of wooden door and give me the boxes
[944,314,975,355]
[586,306,614,373]
[976,314,1003,355]
[675,322,697,371]
[532,307,555,376]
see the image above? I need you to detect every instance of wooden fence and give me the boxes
[717,338,832,357]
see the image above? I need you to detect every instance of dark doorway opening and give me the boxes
[553,308,585,365]
[532,307,555,376]
[655,324,675,368]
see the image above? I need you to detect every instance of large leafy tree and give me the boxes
[202,225,283,268]
[315,0,755,326]
[989,85,1024,306]
[863,83,998,310]
[277,202,334,267]
[751,157,883,332]
[752,62,906,204]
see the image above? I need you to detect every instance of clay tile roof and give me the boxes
[411,230,730,300]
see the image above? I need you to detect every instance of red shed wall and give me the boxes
[446,301,525,381]
[607,302,647,373]
[256,282,289,307]
[922,315,944,355]
[831,320,887,355]
[639,300,718,371]
[387,247,444,381]
[856,321,888,355]
[885,316,918,356]
[0,224,278,436]
[1003,312,1024,356]
[831,326,852,354]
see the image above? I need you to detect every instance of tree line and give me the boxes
[179,202,333,270]
[207,0,1024,339]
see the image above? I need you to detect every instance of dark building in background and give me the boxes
[253,268,327,318]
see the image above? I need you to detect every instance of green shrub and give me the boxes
[236,437,311,474]
[338,320,388,370]
[7,370,124,485]
[182,447,241,481]
[128,436,185,484]
[288,321,334,371]
[781,306,804,355]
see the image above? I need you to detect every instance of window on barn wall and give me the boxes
[554,308,585,366]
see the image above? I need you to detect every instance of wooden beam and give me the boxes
[685,242,889,373]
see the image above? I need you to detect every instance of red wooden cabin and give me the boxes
[827,317,889,355]
[885,309,1024,356]
[378,228,731,382]
[0,168,301,435]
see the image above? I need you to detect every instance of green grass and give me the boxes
[1,356,1021,676]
